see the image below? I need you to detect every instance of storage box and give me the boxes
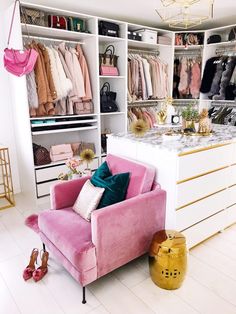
[138,29,157,44]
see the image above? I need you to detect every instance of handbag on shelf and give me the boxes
[207,34,221,44]
[48,15,68,30]
[50,144,73,162]
[73,101,94,115]
[100,82,119,113]
[99,21,119,37]
[228,27,236,41]
[71,142,81,156]
[101,128,111,154]
[3,0,38,77]
[67,17,84,32]
[33,143,51,166]
[99,45,119,76]
[20,7,47,27]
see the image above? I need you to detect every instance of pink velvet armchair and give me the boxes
[38,154,166,303]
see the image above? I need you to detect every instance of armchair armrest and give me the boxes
[91,187,166,278]
[50,176,91,210]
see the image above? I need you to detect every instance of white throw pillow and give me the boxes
[73,179,105,221]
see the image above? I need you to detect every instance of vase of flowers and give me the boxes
[66,158,83,179]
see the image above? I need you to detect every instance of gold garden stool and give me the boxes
[0,146,15,210]
[149,230,187,290]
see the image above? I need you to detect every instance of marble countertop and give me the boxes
[111,125,236,154]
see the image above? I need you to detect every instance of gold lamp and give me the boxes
[156,0,214,29]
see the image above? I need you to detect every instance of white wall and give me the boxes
[0,8,21,193]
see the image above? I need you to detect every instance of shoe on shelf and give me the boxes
[32,251,49,282]
[23,248,39,281]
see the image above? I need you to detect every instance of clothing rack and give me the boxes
[173,99,199,107]
[215,45,236,56]
[211,101,236,107]
[175,50,202,57]
[128,48,160,56]
[128,99,163,107]
[22,34,84,45]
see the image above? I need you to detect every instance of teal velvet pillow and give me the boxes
[91,161,130,209]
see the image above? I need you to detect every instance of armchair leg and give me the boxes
[42,243,46,252]
[82,286,86,304]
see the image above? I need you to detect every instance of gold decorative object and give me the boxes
[149,230,187,290]
[130,119,149,137]
[0,146,15,210]
[198,108,212,134]
[80,149,95,171]
[156,0,214,29]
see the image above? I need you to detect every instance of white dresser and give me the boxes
[107,125,236,248]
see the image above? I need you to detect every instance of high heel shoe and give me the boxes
[23,248,39,281]
[32,251,49,282]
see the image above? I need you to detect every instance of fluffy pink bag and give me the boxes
[3,0,38,77]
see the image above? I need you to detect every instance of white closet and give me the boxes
[3,1,236,201]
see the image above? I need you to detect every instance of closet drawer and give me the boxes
[228,185,236,207]
[228,164,236,186]
[176,167,230,208]
[36,164,67,183]
[177,144,233,182]
[182,210,227,249]
[225,204,236,226]
[176,189,228,231]
[35,158,99,183]
[36,181,57,198]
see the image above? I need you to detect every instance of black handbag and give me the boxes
[228,27,236,41]
[100,82,119,113]
[99,21,119,37]
[207,34,221,44]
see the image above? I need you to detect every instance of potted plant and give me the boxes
[181,104,199,131]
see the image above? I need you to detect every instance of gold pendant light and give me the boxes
[156,0,214,29]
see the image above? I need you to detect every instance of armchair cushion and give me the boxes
[38,207,96,272]
[106,154,156,199]
[91,161,130,208]
[73,180,105,221]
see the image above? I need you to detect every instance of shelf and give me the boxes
[31,119,97,127]
[206,40,236,47]
[32,125,97,135]
[34,155,99,169]
[100,112,126,116]
[21,24,95,42]
[30,114,98,120]
[98,35,125,43]
[128,39,171,49]
[99,76,125,79]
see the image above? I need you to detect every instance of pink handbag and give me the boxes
[50,144,73,162]
[100,66,119,76]
[3,0,38,77]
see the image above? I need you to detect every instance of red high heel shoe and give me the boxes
[23,248,39,281]
[32,251,49,282]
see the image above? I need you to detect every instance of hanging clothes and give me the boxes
[174,55,201,99]
[128,53,169,102]
[201,56,236,101]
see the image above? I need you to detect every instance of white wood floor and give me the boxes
[1,193,236,314]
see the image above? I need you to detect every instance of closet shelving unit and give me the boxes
[4,1,236,200]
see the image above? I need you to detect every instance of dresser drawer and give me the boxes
[176,167,230,208]
[177,189,228,231]
[225,204,236,226]
[228,164,236,187]
[177,144,233,182]
[36,164,67,183]
[36,181,57,197]
[228,185,236,207]
[35,158,99,183]
[182,210,227,249]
